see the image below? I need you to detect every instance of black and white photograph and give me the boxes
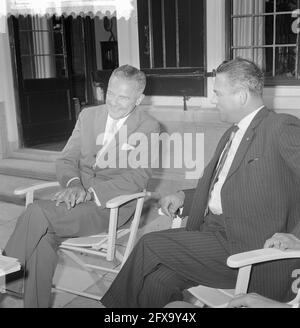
[0,0,300,314]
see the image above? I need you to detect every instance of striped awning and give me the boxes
[1,0,135,18]
[0,0,134,32]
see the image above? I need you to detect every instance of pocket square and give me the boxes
[121,143,135,151]
[248,157,259,164]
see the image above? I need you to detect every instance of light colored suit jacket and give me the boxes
[56,105,160,208]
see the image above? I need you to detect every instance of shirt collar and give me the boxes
[107,113,129,128]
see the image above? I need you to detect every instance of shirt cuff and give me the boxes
[66,177,80,187]
[88,187,101,206]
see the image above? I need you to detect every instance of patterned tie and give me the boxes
[204,124,239,216]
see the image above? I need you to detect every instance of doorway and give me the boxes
[8,14,118,151]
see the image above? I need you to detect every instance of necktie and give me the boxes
[104,118,118,145]
[94,118,118,169]
[204,125,239,216]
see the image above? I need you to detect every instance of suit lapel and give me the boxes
[94,106,108,149]
[225,107,270,182]
[119,108,140,143]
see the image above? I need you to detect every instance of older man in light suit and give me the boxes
[101,58,300,308]
[2,65,160,308]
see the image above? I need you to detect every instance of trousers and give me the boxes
[101,212,238,308]
[4,199,113,308]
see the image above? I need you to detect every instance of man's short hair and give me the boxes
[111,65,146,94]
[216,57,264,96]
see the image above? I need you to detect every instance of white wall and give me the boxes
[116,0,140,68]
[264,86,300,117]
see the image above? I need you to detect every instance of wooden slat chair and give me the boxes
[188,247,300,307]
[14,182,148,301]
[166,212,300,307]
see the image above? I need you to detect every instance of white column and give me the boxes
[204,0,226,106]
[0,29,19,152]
[116,0,140,68]
[0,0,7,34]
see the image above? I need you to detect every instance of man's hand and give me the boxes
[52,181,87,210]
[264,233,300,250]
[159,191,185,218]
[227,293,290,308]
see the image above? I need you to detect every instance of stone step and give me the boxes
[10,148,60,162]
[0,172,196,208]
[0,158,56,181]
[0,155,188,182]
[0,153,197,207]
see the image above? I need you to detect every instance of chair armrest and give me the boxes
[227,248,300,268]
[15,183,148,209]
[14,181,60,195]
[106,191,150,209]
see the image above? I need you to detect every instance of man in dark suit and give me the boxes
[1,65,160,308]
[101,58,300,308]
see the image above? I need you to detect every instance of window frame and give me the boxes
[137,0,208,97]
[17,15,68,80]
[225,0,300,86]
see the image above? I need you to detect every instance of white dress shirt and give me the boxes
[101,114,128,147]
[208,106,264,215]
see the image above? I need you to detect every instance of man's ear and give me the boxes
[135,93,145,106]
[239,89,248,106]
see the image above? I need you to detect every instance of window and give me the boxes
[18,15,67,79]
[137,0,207,96]
[227,0,300,85]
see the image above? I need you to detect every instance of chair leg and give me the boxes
[0,276,5,293]
[106,208,118,261]
[121,197,145,266]
[53,249,116,302]
[234,265,252,295]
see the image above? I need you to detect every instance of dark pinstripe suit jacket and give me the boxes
[183,107,300,255]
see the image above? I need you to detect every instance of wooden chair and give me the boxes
[188,247,300,307]
[0,254,21,294]
[14,181,148,301]
[167,213,300,307]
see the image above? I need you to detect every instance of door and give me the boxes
[9,15,76,147]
